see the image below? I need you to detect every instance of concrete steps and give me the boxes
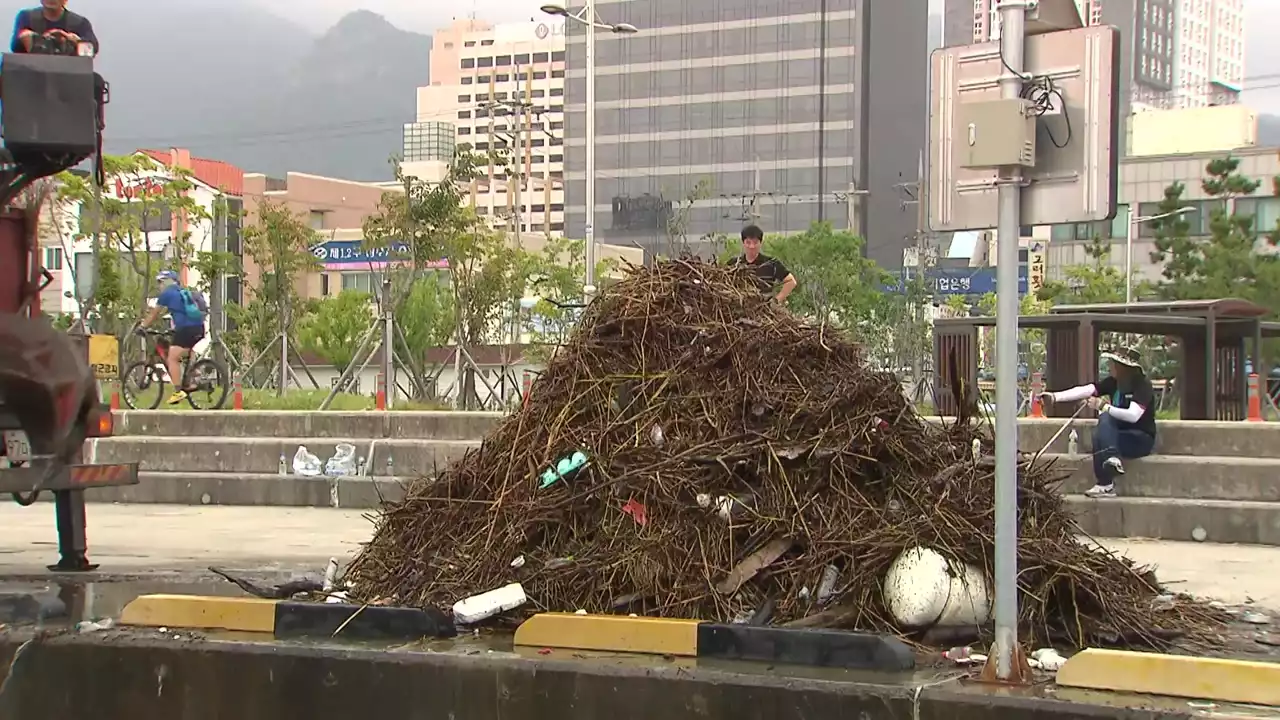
[92,410,1280,547]
[88,436,479,476]
[48,472,409,509]
[112,411,503,440]
[1066,496,1280,546]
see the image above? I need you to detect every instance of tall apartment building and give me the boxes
[562,0,929,268]
[945,0,1244,109]
[405,19,567,235]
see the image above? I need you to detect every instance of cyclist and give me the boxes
[139,270,207,405]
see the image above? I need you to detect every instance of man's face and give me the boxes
[41,0,66,13]
[743,237,762,258]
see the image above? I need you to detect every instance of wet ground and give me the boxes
[1,504,1278,716]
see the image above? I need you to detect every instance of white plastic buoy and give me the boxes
[452,583,527,625]
[883,547,991,629]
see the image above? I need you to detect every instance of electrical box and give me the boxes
[956,98,1036,169]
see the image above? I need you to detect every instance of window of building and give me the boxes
[475,93,490,102]
[550,120,563,130]
[552,69,565,78]
[495,73,510,82]
[42,246,63,270]
[477,75,490,83]
[481,39,494,46]
[461,77,473,85]
[321,274,330,296]
[549,153,563,163]
[551,51,565,61]
[478,56,493,67]
[533,71,547,80]
[534,52,549,62]
[514,53,530,64]
[403,121,456,162]
[1234,197,1280,236]
[309,210,327,230]
[443,42,454,49]
[551,222,564,231]
[465,40,476,47]
[495,55,511,66]
[341,272,382,294]
[458,110,471,119]
[457,94,470,103]
[461,58,475,68]
[550,87,564,97]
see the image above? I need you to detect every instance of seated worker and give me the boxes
[11,0,98,54]
[732,224,797,303]
[139,271,207,405]
[1039,347,1157,498]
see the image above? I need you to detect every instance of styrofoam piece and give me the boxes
[883,547,991,629]
[452,582,527,625]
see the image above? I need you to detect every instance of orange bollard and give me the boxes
[1247,373,1263,422]
[375,371,387,411]
[232,377,244,410]
[1029,372,1044,418]
[109,390,120,411]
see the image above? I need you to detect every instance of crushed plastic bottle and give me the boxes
[292,446,322,476]
[816,564,840,604]
[278,454,288,476]
[942,646,972,662]
[322,557,339,592]
[324,444,358,477]
[1067,429,1079,455]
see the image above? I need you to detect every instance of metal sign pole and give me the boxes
[992,0,1028,681]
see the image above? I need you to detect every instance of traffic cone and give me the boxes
[109,389,120,411]
[1247,373,1263,422]
[232,377,244,410]
[375,372,387,411]
[1030,372,1044,418]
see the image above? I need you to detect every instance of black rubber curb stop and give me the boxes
[119,594,455,641]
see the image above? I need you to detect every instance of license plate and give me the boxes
[2,431,30,463]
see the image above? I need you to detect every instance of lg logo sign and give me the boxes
[535,22,565,39]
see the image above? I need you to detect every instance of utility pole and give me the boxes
[992,0,1027,682]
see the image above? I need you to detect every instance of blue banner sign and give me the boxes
[894,267,1028,296]
[311,240,409,265]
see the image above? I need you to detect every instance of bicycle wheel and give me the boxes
[185,359,230,410]
[120,361,165,410]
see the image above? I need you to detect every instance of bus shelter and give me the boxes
[933,299,1280,420]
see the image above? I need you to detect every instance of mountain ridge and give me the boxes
[0,2,429,180]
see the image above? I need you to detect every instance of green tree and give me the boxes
[1149,155,1278,303]
[229,201,321,380]
[55,154,212,337]
[394,274,457,400]
[297,290,374,375]
[364,148,538,407]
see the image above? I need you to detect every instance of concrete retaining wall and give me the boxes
[0,634,1176,720]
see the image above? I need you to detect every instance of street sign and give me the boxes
[928,26,1120,231]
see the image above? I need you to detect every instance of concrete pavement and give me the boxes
[1,504,1278,607]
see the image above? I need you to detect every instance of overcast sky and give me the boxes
[257,0,535,32]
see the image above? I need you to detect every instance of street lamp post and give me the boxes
[1124,205,1194,303]
[540,3,636,301]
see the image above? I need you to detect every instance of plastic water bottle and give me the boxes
[278,454,287,476]
[1067,429,1079,455]
[386,456,394,477]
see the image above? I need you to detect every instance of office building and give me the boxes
[945,0,1244,109]
[409,19,568,235]
[562,0,929,267]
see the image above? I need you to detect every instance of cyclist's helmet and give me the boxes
[155,270,179,284]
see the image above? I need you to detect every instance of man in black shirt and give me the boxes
[1040,346,1157,498]
[732,225,797,302]
[11,0,98,54]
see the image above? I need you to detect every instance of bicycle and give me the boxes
[119,328,230,410]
